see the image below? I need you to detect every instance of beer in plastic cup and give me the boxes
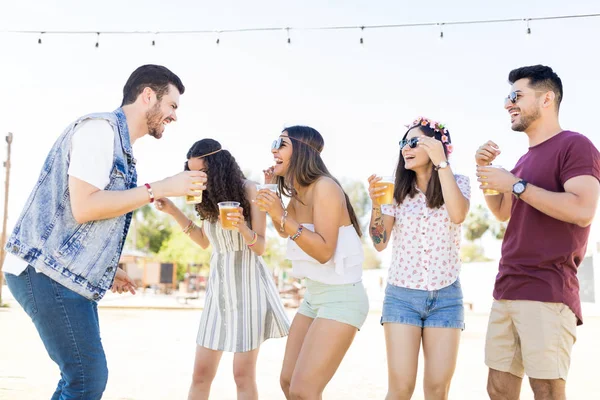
[374,176,395,205]
[483,165,502,196]
[185,182,203,204]
[218,201,241,230]
[256,184,278,212]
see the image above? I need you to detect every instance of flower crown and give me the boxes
[406,116,453,155]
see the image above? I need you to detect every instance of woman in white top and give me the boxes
[256,125,369,400]
[368,117,470,400]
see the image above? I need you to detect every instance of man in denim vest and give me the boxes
[3,64,206,399]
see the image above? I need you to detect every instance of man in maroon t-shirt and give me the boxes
[475,65,600,400]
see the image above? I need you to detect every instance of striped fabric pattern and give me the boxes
[196,221,290,352]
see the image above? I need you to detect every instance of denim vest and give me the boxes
[5,108,137,301]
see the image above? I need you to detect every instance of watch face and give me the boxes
[514,182,525,193]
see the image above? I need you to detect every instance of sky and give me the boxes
[0,0,599,249]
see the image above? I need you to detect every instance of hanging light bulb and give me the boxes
[216,31,221,45]
[37,32,43,44]
[359,26,365,46]
[525,19,531,35]
[439,23,444,39]
[151,32,156,46]
[286,27,291,46]
[95,32,100,48]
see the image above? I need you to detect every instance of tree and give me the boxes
[158,228,212,281]
[341,178,382,269]
[463,204,491,242]
[490,220,507,240]
[340,178,371,235]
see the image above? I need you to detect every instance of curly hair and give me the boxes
[185,139,252,227]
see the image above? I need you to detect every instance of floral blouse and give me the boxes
[381,175,471,291]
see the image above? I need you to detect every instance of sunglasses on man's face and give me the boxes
[399,137,419,150]
[506,91,521,104]
[506,90,547,104]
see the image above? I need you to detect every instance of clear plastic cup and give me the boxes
[218,201,241,230]
[256,184,278,211]
[374,176,395,205]
[482,165,502,196]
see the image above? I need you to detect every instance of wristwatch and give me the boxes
[435,160,449,171]
[512,179,528,198]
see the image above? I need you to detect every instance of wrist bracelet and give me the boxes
[290,225,303,241]
[183,220,195,235]
[144,183,155,203]
[247,231,258,247]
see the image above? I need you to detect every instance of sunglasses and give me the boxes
[399,137,419,150]
[272,137,321,152]
[506,90,547,104]
[271,137,286,150]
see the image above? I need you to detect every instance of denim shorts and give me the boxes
[381,279,465,329]
[298,278,369,330]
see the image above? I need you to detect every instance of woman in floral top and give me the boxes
[368,117,470,400]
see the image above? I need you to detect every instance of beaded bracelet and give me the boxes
[144,183,155,203]
[247,231,258,247]
[183,220,195,235]
[290,225,303,241]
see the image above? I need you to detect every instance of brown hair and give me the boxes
[394,125,450,209]
[276,126,362,237]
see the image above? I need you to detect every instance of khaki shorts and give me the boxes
[485,300,577,380]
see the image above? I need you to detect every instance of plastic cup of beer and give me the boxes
[374,176,395,205]
[218,201,241,230]
[482,165,502,196]
[256,184,278,212]
[185,181,203,204]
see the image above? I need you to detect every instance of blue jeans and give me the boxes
[5,266,108,399]
[381,278,465,330]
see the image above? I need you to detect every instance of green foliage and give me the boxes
[157,228,211,273]
[490,220,507,240]
[460,242,492,263]
[261,231,291,270]
[463,204,491,242]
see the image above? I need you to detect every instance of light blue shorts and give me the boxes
[298,279,369,330]
[381,279,465,330]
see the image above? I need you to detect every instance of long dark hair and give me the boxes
[276,126,362,237]
[185,139,252,227]
[394,124,450,209]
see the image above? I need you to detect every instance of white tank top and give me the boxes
[286,224,364,285]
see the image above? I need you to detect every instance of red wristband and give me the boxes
[144,183,155,203]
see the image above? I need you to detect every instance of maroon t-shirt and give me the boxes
[494,131,600,325]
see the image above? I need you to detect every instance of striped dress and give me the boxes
[196,221,290,352]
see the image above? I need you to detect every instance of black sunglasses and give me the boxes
[399,137,419,150]
[506,91,520,104]
[506,90,547,104]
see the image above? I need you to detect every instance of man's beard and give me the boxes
[146,103,164,139]
[512,107,540,132]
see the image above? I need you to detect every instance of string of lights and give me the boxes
[1,12,598,47]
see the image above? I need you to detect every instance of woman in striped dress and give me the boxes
[155,138,290,400]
